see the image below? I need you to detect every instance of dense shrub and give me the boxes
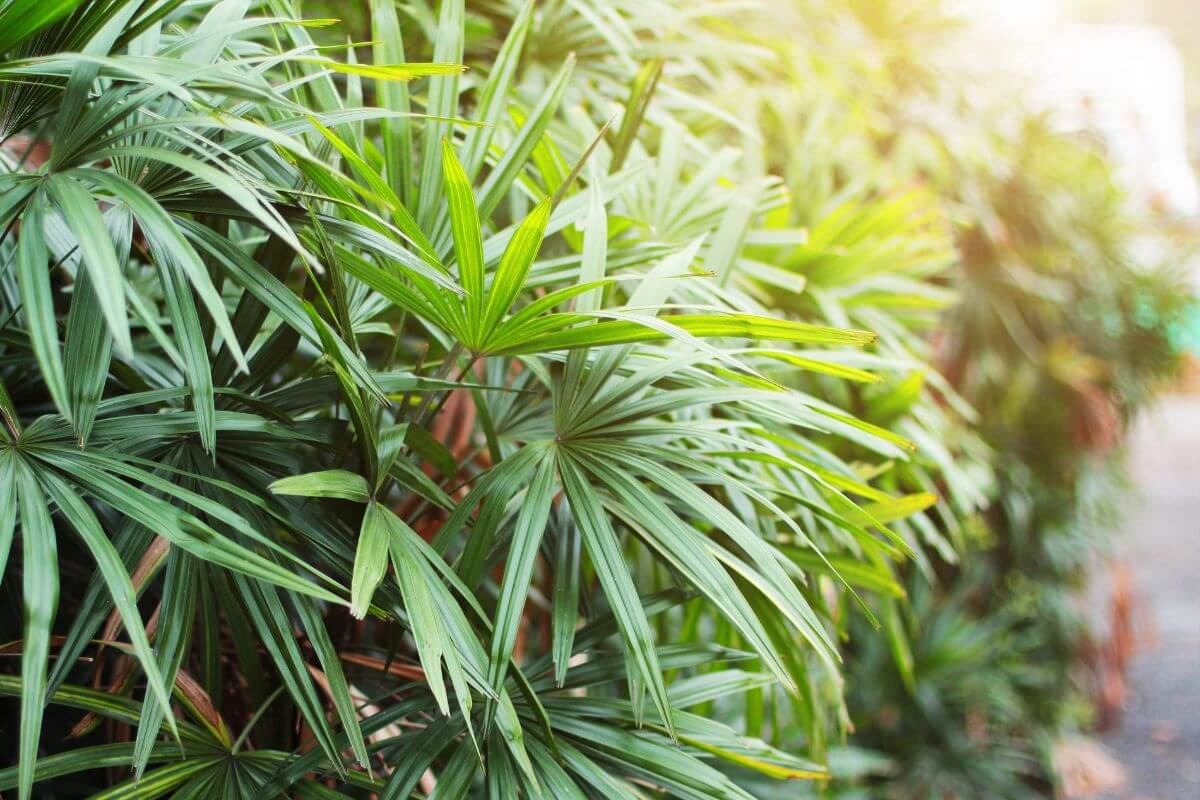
[0,1,1187,798]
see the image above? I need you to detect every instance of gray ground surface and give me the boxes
[1098,395,1200,799]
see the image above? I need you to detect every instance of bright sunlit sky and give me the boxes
[967,0,1063,33]
[959,0,1199,217]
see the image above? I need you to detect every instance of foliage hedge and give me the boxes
[0,1,1188,798]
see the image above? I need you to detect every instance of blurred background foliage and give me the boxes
[707,0,1195,796]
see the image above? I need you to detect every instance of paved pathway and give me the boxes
[1098,395,1200,799]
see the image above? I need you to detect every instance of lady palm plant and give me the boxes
[0,0,943,797]
[556,0,992,772]
[454,0,992,765]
